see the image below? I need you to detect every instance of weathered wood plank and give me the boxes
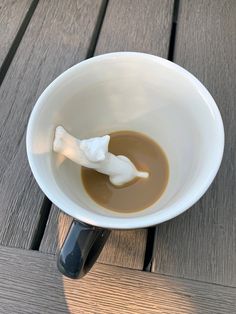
[0,246,235,314]
[0,0,32,67]
[40,0,174,268]
[95,0,173,55]
[40,206,147,269]
[0,0,103,248]
[152,0,236,287]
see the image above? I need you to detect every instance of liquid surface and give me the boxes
[81,131,169,213]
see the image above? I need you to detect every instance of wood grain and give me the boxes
[0,246,235,314]
[0,0,31,67]
[40,0,174,268]
[0,0,103,248]
[152,0,236,287]
[95,0,173,55]
[40,206,147,269]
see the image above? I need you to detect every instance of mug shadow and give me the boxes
[153,169,226,285]
[33,148,230,313]
[45,208,199,314]
[34,155,200,313]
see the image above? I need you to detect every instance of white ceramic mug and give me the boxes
[26,52,224,278]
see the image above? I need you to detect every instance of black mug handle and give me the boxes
[57,220,110,279]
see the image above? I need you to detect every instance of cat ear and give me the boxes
[95,135,110,161]
[80,135,110,162]
[99,135,110,153]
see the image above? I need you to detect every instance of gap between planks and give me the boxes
[29,0,109,251]
[152,0,236,287]
[0,0,39,86]
[0,0,104,249]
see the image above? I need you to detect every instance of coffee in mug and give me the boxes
[82,130,169,213]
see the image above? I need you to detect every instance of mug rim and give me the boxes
[26,52,224,229]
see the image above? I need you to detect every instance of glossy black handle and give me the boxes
[57,220,110,279]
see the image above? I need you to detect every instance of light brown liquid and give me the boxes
[81,131,169,213]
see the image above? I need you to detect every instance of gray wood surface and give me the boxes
[0,0,31,67]
[152,0,236,287]
[0,0,103,248]
[0,246,235,314]
[40,0,174,268]
[40,206,147,269]
[95,0,174,55]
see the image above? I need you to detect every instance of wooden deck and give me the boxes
[0,0,235,313]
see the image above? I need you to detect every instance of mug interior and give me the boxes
[27,53,224,228]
